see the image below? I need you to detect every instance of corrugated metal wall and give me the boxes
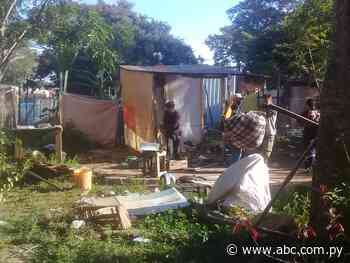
[202,77,236,128]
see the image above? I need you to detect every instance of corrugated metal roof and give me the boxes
[120,65,271,79]
[120,64,241,77]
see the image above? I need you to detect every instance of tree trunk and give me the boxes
[311,0,350,236]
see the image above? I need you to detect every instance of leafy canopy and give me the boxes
[206,0,300,74]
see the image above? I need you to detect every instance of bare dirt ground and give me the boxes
[75,142,312,192]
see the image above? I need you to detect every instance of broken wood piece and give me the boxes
[32,163,73,178]
[26,170,63,191]
[117,205,132,229]
[78,205,131,229]
[168,159,188,170]
[77,188,189,217]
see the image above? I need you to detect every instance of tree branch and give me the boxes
[0,0,17,38]
[0,0,53,80]
[0,29,27,73]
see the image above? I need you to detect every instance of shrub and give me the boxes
[325,182,350,234]
[273,188,311,227]
[0,130,32,200]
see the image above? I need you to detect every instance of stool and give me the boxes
[141,150,167,177]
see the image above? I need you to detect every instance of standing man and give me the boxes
[301,98,320,170]
[261,94,278,163]
[163,101,181,160]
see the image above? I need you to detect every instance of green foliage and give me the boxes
[0,0,54,81]
[48,154,80,168]
[225,205,252,220]
[273,188,311,227]
[325,183,350,232]
[0,207,230,263]
[36,2,118,96]
[1,45,38,85]
[206,0,300,74]
[276,0,334,80]
[325,183,350,209]
[0,130,32,197]
[35,1,197,96]
[139,208,229,261]
[206,0,333,80]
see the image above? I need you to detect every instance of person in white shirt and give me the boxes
[261,94,278,162]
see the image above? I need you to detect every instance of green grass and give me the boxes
[2,177,349,263]
[0,175,235,263]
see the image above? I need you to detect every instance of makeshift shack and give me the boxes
[120,65,268,151]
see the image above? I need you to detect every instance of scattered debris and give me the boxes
[77,205,131,230]
[198,155,209,160]
[31,150,47,163]
[71,220,86,230]
[161,173,176,186]
[176,175,212,195]
[168,159,188,170]
[77,188,189,218]
[127,156,139,169]
[133,237,151,243]
[26,171,63,191]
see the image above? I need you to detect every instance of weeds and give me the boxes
[0,130,33,199]
[48,154,80,168]
[273,187,311,227]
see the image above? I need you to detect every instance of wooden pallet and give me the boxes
[77,205,131,230]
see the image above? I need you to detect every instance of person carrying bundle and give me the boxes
[223,110,266,163]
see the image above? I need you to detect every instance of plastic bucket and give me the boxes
[73,167,93,191]
[73,168,81,185]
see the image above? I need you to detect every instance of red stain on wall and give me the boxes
[123,105,136,132]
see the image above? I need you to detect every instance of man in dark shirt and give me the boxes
[163,101,180,159]
[301,98,320,170]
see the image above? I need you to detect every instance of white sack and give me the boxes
[207,154,271,212]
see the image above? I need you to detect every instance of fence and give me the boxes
[0,86,18,129]
[18,89,57,125]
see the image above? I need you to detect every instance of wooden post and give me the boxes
[220,78,226,114]
[199,78,204,129]
[14,137,24,160]
[18,85,21,126]
[276,72,281,105]
[59,72,63,93]
[55,126,63,162]
[63,70,69,93]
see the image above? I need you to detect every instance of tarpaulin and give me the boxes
[165,75,203,144]
[61,93,117,146]
[120,69,155,151]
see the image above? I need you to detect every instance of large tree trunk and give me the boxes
[311,0,350,236]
